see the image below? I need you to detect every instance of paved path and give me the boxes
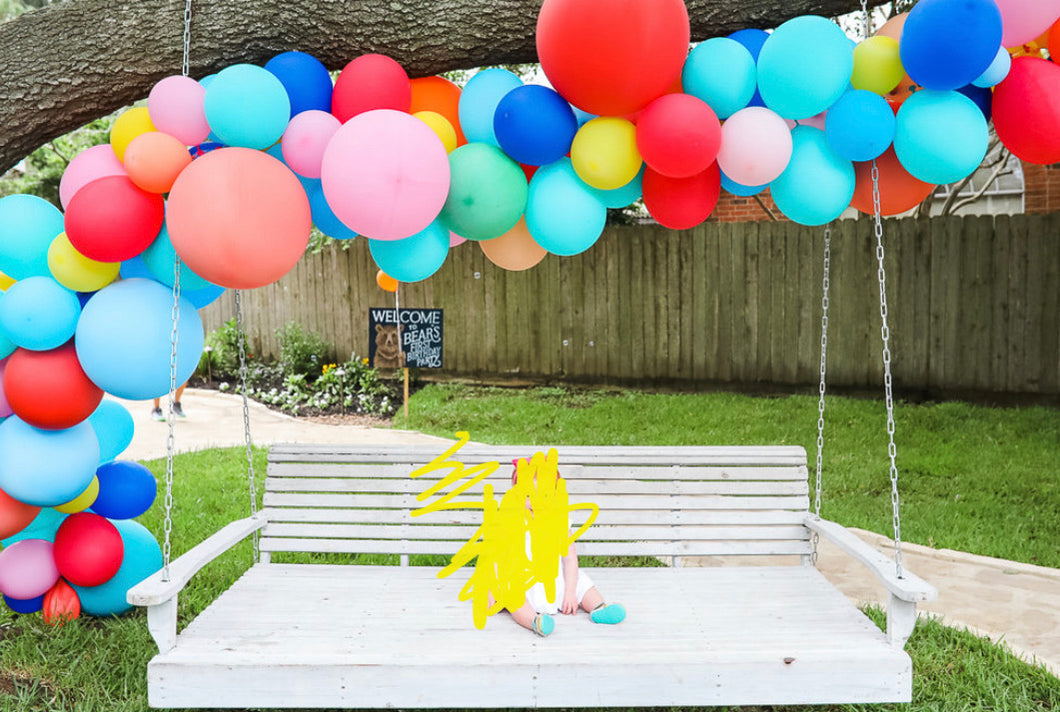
[119,388,1060,679]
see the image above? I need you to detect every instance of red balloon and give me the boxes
[643,162,721,230]
[993,56,1060,165]
[636,94,721,178]
[2,344,103,430]
[537,0,690,116]
[167,147,312,289]
[0,485,40,540]
[850,147,936,216]
[332,54,412,123]
[64,176,164,262]
[53,512,124,587]
[42,578,81,626]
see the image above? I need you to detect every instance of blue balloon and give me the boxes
[87,400,135,464]
[590,166,644,209]
[683,38,757,120]
[956,84,992,123]
[729,28,769,60]
[1,508,66,546]
[458,69,523,147]
[184,282,225,309]
[119,255,153,281]
[771,126,855,226]
[720,171,766,197]
[72,518,162,617]
[305,179,358,240]
[0,416,99,507]
[0,294,14,360]
[757,16,853,120]
[900,0,1002,91]
[264,51,333,117]
[141,222,214,292]
[571,106,596,127]
[526,159,607,257]
[4,593,44,614]
[91,460,157,520]
[494,85,578,166]
[0,194,65,281]
[825,90,896,162]
[203,64,291,150]
[0,276,80,351]
[894,90,988,185]
[972,46,1011,88]
[368,219,450,283]
[74,278,204,400]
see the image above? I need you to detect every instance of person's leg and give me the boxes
[579,586,604,613]
[508,599,554,636]
[172,383,187,417]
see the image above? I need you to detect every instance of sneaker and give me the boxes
[590,602,626,625]
[150,407,165,422]
[172,401,186,418]
[532,613,554,637]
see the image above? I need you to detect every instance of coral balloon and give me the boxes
[992,56,1060,165]
[53,512,123,587]
[479,218,547,271]
[636,94,721,179]
[64,176,165,263]
[148,75,210,146]
[332,54,411,123]
[2,343,103,430]
[410,76,466,145]
[850,147,936,216]
[642,163,721,230]
[536,0,690,116]
[59,145,126,210]
[42,578,81,626]
[122,132,192,194]
[110,107,155,162]
[0,485,40,540]
[376,270,398,292]
[47,233,120,293]
[716,107,793,187]
[571,117,642,190]
[167,147,311,288]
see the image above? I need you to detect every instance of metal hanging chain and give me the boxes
[860,0,873,39]
[235,291,260,562]
[181,0,193,78]
[810,226,832,566]
[162,259,182,581]
[871,161,905,580]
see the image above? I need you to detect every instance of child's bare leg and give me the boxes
[580,586,604,613]
[581,586,626,624]
[508,600,538,631]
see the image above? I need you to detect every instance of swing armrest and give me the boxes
[128,512,268,607]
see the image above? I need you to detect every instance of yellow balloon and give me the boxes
[110,106,156,162]
[851,36,905,95]
[55,476,100,514]
[0,270,14,291]
[571,117,642,191]
[413,111,458,153]
[48,232,121,292]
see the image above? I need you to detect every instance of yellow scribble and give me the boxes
[410,432,598,628]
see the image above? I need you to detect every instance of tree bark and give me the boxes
[0,0,884,174]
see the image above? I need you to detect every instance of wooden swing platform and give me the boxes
[128,444,937,709]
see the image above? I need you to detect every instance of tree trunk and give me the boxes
[0,0,882,174]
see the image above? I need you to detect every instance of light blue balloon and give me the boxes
[572,106,597,127]
[0,276,80,351]
[87,399,135,464]
[894,90,988,186]
[0,194,65,281]
[771,126,855,226]
[0,416,99,507]
[757,15,853,120]
[683,38,757,120]
[972,46,1011,88]
[526,159,607,257]
[74,278,204,400]
[184,282,225,309]
[305,179,358,240]
[368,219,450,283]
[141,221,213,292]
[458,69,523,147]
[119,255,153,281]
[1,507,67,546]
[0,293,15,360]
[590,166,644,209]
[825,90,896,162]
[720,171,766,197]
[204,64,291,150]
[73,519,162,617]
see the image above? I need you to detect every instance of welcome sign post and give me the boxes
[368,306,444,417]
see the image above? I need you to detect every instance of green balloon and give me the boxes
[440,143,528,241]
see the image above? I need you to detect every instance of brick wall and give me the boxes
[709,189,788,223]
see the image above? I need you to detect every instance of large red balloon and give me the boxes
[537,0,690,116]
[43,578,81,626]
[993,56,1060,165]
[332,54,412,123]
[167,147,312,289]
[850,147,936,216]
[636,94,721,179]
[0,486,40,540]
[64,176,165,263]
[643,162,721,230]
[53,512,124,587]
[2,344,103,430]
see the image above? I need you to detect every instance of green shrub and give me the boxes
[277,322,333,380]
[196,318,244,381]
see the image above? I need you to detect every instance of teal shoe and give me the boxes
[590,603,626,625]
[532,613,555,637]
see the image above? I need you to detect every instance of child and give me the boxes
[505,459,626,637]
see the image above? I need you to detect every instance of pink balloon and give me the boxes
[320,109,450,241]
[449,231,467,247]
[0,356,11,418]
[59,145,126,209]
[994,0,1060,47]
[282,110,341,179]
[148,75,210,146]
[0,539,60,600]
[717,107,793,187]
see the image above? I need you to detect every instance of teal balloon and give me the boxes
[440,143,528,241]
[591,167,644,209]
[0,276,80,351]
[720,171,765,197]
[0,416,99,507]
[368,219,450,283]
[141,221,214,292]
[1,507,66,547]
[87,400,135,464]
[894,90,988,185]
[757,15,853,120]
[72,519,162,616]
[526,159,607,257]
[771,126,855,226]
[0,293,15,360]
[458,69,522,147]
[0,194,64,280]
[204,64,291,150]
[825,90,896,162]
[683,38,757,119]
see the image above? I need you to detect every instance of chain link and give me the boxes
[181,0,193,77]
[859,0,872,39]
[810,227,832,565]
[871,160,905,579]
[162,257,182,581]
[235,291,260,562]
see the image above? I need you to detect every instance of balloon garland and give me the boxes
[1,0,1060,620]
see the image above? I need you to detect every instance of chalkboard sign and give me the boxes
[368,308,443,369]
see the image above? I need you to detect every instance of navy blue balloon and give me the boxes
[900,0,1002,91]
[265,51,334,118]
[957,84,992,123]
[92,460,157,520]
[494,85,578,167]
[4,593,44,614]
[729,29,769,108]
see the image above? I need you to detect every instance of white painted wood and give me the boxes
[145,596,178,654]
[887,594,919,648]
[268,462,809,481]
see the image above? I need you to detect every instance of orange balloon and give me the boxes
[410,76,466,146]
[122,131,192,194]
[43,579,81,626]
[1048,17,1060,61]
[479,217,547,271]
[850,147,936,217]
[875,13,921,106]
[376,269,398,292]
[0,485,41,540]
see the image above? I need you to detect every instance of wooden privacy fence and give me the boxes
[202,214,1060,398]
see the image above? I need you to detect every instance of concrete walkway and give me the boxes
[118,388,1060,679]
